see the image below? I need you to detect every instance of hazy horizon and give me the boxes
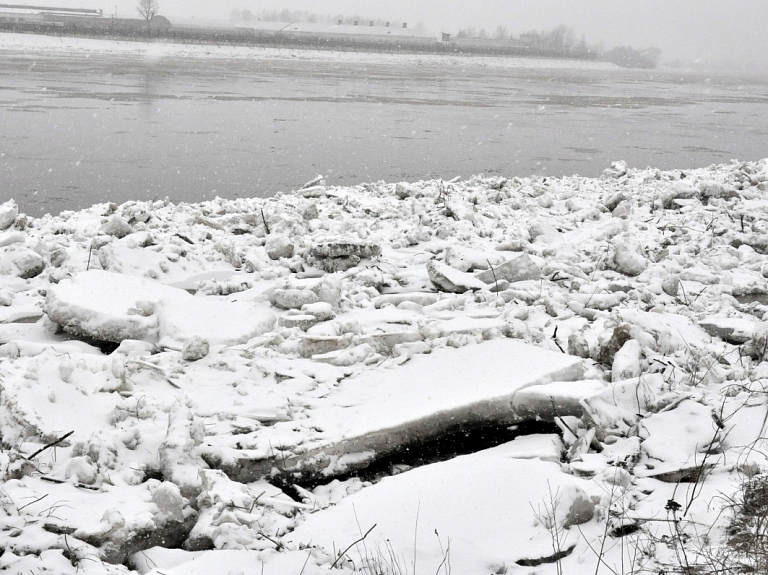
[6,0,768,70]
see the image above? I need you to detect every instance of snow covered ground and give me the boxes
[2,157,768,574]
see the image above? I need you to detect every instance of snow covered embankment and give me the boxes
[1,158,768,574]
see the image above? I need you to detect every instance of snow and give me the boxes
[2,32,768,575]
[286,451,601,575]
[137,549,338,575]
[0,156,758,574]
[0,31,618,71]
[0,199,17,230]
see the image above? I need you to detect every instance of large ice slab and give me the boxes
[45,270,275,346]
[45,270,175,342]
[203,338,585,481]
[286,444,599,574]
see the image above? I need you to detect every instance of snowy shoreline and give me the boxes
[0,30,618,70]
[2,158,768,574]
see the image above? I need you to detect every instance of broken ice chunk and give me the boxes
[427,259,487,293]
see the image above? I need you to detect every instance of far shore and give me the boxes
[0,31,621,71]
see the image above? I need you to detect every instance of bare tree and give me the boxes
[493,25,508,41]
[137,0,159,23]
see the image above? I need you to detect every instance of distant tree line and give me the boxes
[456,24,660,68]
[457,24,595,58]
[518,25,591,53]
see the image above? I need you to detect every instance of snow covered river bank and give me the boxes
[2,158,768,574]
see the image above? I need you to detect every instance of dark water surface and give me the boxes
[2,50,767,216]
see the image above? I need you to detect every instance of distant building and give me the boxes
[0,4,102,24]
[238,20,437,46]
[0,4,170,31]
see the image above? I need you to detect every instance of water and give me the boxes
[2,51,767,216]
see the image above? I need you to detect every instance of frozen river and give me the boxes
[2,48,768,216]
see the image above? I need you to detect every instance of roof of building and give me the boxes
[0,3,101,15]
[239,21,434,39]
[235,20,286,32]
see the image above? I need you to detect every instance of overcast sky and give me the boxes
[14,0,768,69]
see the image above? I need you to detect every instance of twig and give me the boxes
[691,286,708,304]
[551,398,577,438]
[39,476,100,491]
[131,359,166,372]
[330,523,377,569]
[18,493,48,512]
[86,243,93,271]
[299,550,312,575]
[414,503,420,575]
[434,530,451,575]
[583,286,599,310]
[129,360,180,388]
[26,431,74,460]
[486,259,499,293]
[257,528,284,550]
[250,491,266,513]
[551,326,565,353]
[261,209,270,234]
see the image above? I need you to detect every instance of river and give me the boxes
[2,48,767,216]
